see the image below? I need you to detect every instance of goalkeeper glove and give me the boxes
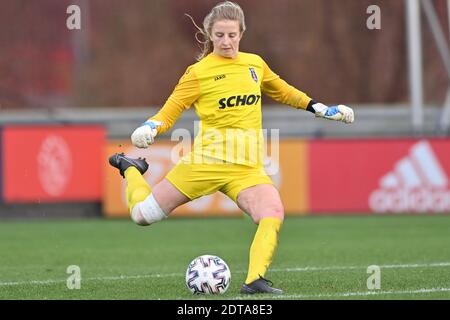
[312,103,354,124]
[131,120,163,148]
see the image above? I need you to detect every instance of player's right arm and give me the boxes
[131,66,200,148]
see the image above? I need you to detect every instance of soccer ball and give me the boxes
[185,254,231,295]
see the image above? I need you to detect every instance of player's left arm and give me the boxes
[260,60,354,124]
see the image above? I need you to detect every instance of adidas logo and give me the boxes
[369,140,450,213]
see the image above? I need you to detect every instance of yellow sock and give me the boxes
[124,167,151,213]
[245,217,283,284]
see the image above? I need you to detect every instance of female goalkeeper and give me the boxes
[109,1,354,295]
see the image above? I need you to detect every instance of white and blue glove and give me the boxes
[131,120,163,148]
[313,103,354,124]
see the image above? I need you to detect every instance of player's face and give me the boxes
[210,20,242,59]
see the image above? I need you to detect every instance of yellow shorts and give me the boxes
[165,162,273,203]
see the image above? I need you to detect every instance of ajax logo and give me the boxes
[37,135,72,197]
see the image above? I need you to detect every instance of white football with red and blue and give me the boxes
[185,254,231,295]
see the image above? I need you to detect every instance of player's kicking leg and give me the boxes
[109,153,189,225]
[236,184,284,295]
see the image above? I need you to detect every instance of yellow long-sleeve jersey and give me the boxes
[149,52,312,167]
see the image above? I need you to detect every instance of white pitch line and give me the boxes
[270,261,450,273]
[1,262,450,287]
[0,279,64,287]
[0,273,182,287]
[233,287,450,300]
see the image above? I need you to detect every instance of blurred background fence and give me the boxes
[1,0,448,109]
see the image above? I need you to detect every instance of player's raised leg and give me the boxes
[236,184,284,294]
[109,153,189,226]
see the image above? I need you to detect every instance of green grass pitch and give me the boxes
[0,215,449,299]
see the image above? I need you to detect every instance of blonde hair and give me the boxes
[186,1,246,61]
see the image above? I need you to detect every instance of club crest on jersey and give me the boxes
[249,67,258,83]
